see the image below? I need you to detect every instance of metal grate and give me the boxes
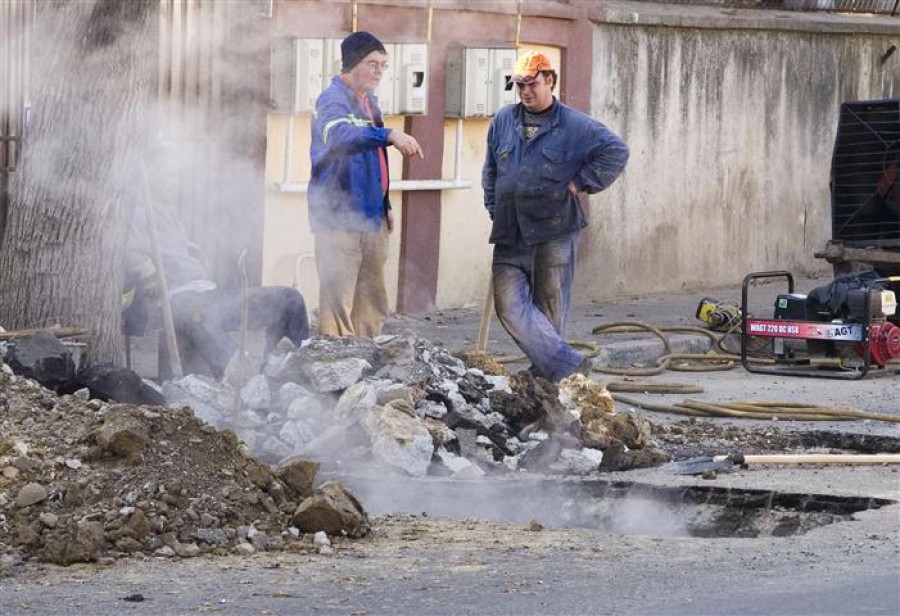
[831,100,900,246]
[634,0,899,15]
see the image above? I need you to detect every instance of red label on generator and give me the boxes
[746,319,865,341]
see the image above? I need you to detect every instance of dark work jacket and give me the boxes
[482,99,629,245]
[309,76,391,233]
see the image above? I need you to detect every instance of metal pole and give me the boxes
[140,161,184,379]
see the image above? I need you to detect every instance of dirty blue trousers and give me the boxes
[492,232,583,382]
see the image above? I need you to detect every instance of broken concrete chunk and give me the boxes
[40,520,106,565]
[4,331,76,391]
[162,375,233,427]
[191,528,228,546]
[416,399,448,420]
[375,333,417,366]
[558,373,615,420]
[333,381,377,420]
[291,481,370,538]
[277,458,320,499]
[276,382,314,412]
[240,374,271,411]
[434,449,485,478]
[16,482,48,508]
[95,409,150,458]
[599,442,671,472]
[277,420,315,451]
[550,448,604,475]
[454,350,508,376]
[301,357,371,393]
[360,401,435,477]
[583,413,653,451]
[423,418,459,453]
[372,381,416,407]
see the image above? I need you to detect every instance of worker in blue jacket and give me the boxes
[482,51,629,382]
[308,31,423,337]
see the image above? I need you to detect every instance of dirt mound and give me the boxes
[0,366,336,568]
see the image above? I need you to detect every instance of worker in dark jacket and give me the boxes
[308,31,423,337]
[482,50,629,382]
[125,201,309,379]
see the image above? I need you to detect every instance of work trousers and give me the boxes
[171,286,309,379]
[492,232,582,382]
[314,223,389,337]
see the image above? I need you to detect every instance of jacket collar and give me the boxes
[514,97,560,141]
[331,75,383,126]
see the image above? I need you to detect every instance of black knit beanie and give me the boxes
[341,31,386,72]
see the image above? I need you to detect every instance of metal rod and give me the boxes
[140,162,184,379]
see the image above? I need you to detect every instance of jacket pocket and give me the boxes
[539,146,580,182]
[495,143,515,173]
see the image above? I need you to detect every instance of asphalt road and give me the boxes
[3,274,898,615]
[1,503,897,615]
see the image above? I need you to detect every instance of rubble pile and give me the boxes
[164,332,669,477]
[0,331,671,568]
[0,363,368,568]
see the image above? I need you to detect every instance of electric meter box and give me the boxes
[272,37,428,116]
[445,46,517,118]
[376,42,429,116]
[271,37,326,113]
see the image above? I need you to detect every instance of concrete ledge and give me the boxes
[595,0,900,35]
[594,334,713,369]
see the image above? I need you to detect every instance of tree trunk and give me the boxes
[0,0,154,364]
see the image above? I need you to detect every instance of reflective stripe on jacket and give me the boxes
[309,76,391,233]
[482,99,629,245]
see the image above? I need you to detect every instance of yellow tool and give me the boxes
[695,297,742,332]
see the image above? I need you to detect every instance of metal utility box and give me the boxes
[376,42,428,116]
[818,99,900,275]
[271,37,330,113]
[272,37,428,116]
[445,46,517,118]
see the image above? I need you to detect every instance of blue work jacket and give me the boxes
[482,99,629,245]
[309,76,391,233]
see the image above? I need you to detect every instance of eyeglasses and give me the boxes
[364,60,389,72]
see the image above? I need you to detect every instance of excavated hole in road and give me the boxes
[342,476,894,538]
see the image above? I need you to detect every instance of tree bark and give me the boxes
[0,0,154,364]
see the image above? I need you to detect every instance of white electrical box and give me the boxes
[375,43,397,116]
[271,38,324,113]
[445,45,516,118]
[395,43,428,115]
[488,48,517,114]
[322,37,343,84]
[375,42,428,116]
[272,37,428,116]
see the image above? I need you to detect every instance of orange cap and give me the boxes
[510,51,553,83]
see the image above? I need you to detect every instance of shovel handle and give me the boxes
[740,453,900,466]
[476,277,494,352]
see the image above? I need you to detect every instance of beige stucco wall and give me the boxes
[582,11,900,298]
[262,11,900,312]
[435,119,493,308]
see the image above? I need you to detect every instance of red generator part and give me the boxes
[865,322,900,367]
